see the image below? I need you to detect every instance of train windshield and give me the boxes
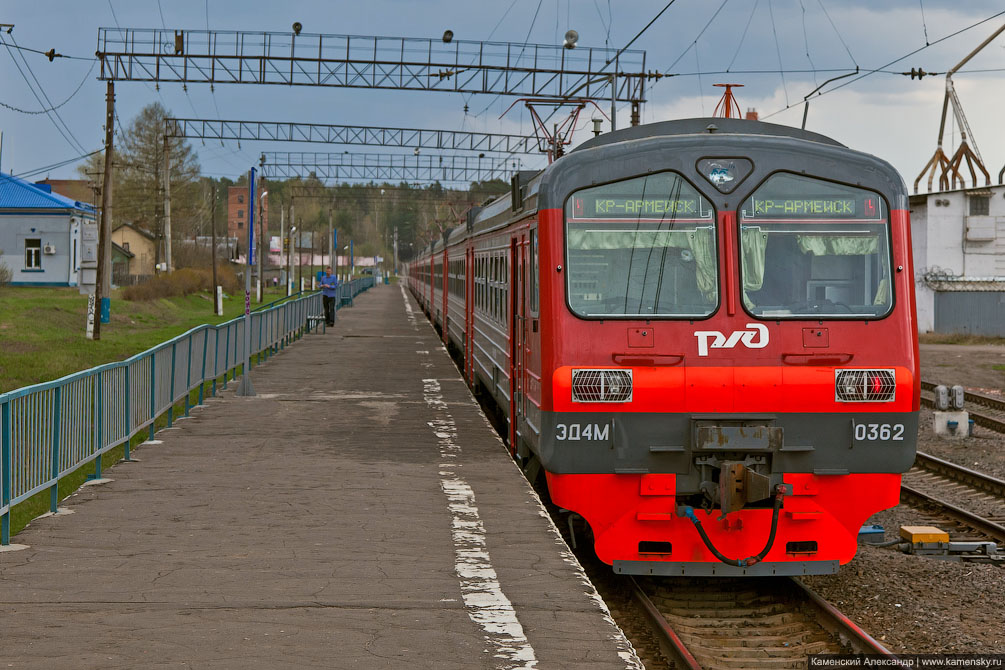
[739,173,892,319]
[564,172,717,318]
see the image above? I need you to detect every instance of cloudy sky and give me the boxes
[2,0,1004,192]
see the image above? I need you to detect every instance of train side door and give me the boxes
[465,246,475,382]
[509,234,527,455]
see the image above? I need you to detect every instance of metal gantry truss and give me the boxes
[260,151,521,183]
[165,118,540,154]
[97,28,647,102]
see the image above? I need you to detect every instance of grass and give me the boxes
[0,286,290,393]
[918,332,1005,346]
[993,365,1005,372]
[1,283,322,543]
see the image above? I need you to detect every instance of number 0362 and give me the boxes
[853,422,905,441]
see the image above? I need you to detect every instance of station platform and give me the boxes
[0,284,640,669]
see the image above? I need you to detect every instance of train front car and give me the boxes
[534,119,919,576]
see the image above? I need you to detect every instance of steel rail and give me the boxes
[791,578,896,656]
[921,379,1005,413]
[627,576,702,670]
[919,382,1005,434]
[915,451,1005,498]
[900,484,1005,543]
[626,576,894,668]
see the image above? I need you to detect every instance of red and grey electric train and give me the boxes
[408,118,919,576]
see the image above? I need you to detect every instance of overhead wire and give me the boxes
[0,41,96,62]
[726,0,760,72]
[816,0,858,67]
[474,0,545,118]
[9,34,88,153]
[767,0,790,107]
[14,148,104,180]
[2,35,87,155]
[0,56,96,115]
[919,0,930,45]
[799,0,818,88]
[760,8,1005,120]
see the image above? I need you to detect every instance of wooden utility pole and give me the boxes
[163,135,172,272]
[88,81,115,341]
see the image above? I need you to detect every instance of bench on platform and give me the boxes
[307,315,327,333]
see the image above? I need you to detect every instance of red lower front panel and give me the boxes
[546,471,900,566]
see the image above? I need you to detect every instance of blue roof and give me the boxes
[0,173,96,213]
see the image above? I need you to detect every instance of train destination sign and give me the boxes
[571,196,710,219]
[745,197,881,219]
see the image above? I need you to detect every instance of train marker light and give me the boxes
[835,369,896,402]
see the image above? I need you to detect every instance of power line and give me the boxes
[662,0,730,75]
[761,9,1005,120]
[816,0,858,68]
[603,0,677,69]
[1,36,87,155]
[14,148,104,180]
[767,0,790,107]
[0,40,96,62]
[0,57,96,114]
[726,0,760,72]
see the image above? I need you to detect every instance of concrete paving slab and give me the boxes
[0,284,640,669]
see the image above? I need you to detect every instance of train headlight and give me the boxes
[572,369,633,403]
[834,369,896,402]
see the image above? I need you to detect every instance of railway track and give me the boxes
[919,380,1005,434]
[901,451,1005,544]
[628,575,891,669]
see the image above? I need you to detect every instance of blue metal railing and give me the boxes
[0,277,374,544]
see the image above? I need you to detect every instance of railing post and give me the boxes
[1,399,10,545]
[124,364,132,461]
[200,328,208,405]
[184,335,192,417]
[212,328,219,397]
[258,309,264,363]
[93,371,103,480]
[232,324,239,381]
[223,323,231,389]
[149,354,156,441]
[168,342,176,427]
[50,386,61,513]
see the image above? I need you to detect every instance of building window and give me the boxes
[237,220,243,228]
[237,209,244,218]
[237,195,244,203]
[25,238,42,269]
[122,242,130,253]
[969,195,990,216]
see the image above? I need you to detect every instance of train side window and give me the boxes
[529,228,539,315]
[738,172,893,319]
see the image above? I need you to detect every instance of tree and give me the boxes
[79,102,201,267]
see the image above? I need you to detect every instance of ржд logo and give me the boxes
[694,324,769,356]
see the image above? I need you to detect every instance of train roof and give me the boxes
[573,117,845,153]
[420,117,905,259]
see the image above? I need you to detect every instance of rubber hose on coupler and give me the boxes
[681,485,786,568]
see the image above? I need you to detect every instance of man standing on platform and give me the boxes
[320,265,339,327]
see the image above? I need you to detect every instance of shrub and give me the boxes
[0,250,11,287]
[122,264,240,301]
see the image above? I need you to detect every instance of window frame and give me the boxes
[736,170,897,322]
[562,170,721,321]
[24,238,42,270]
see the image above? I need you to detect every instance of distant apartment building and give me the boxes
[228,185,268,255]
